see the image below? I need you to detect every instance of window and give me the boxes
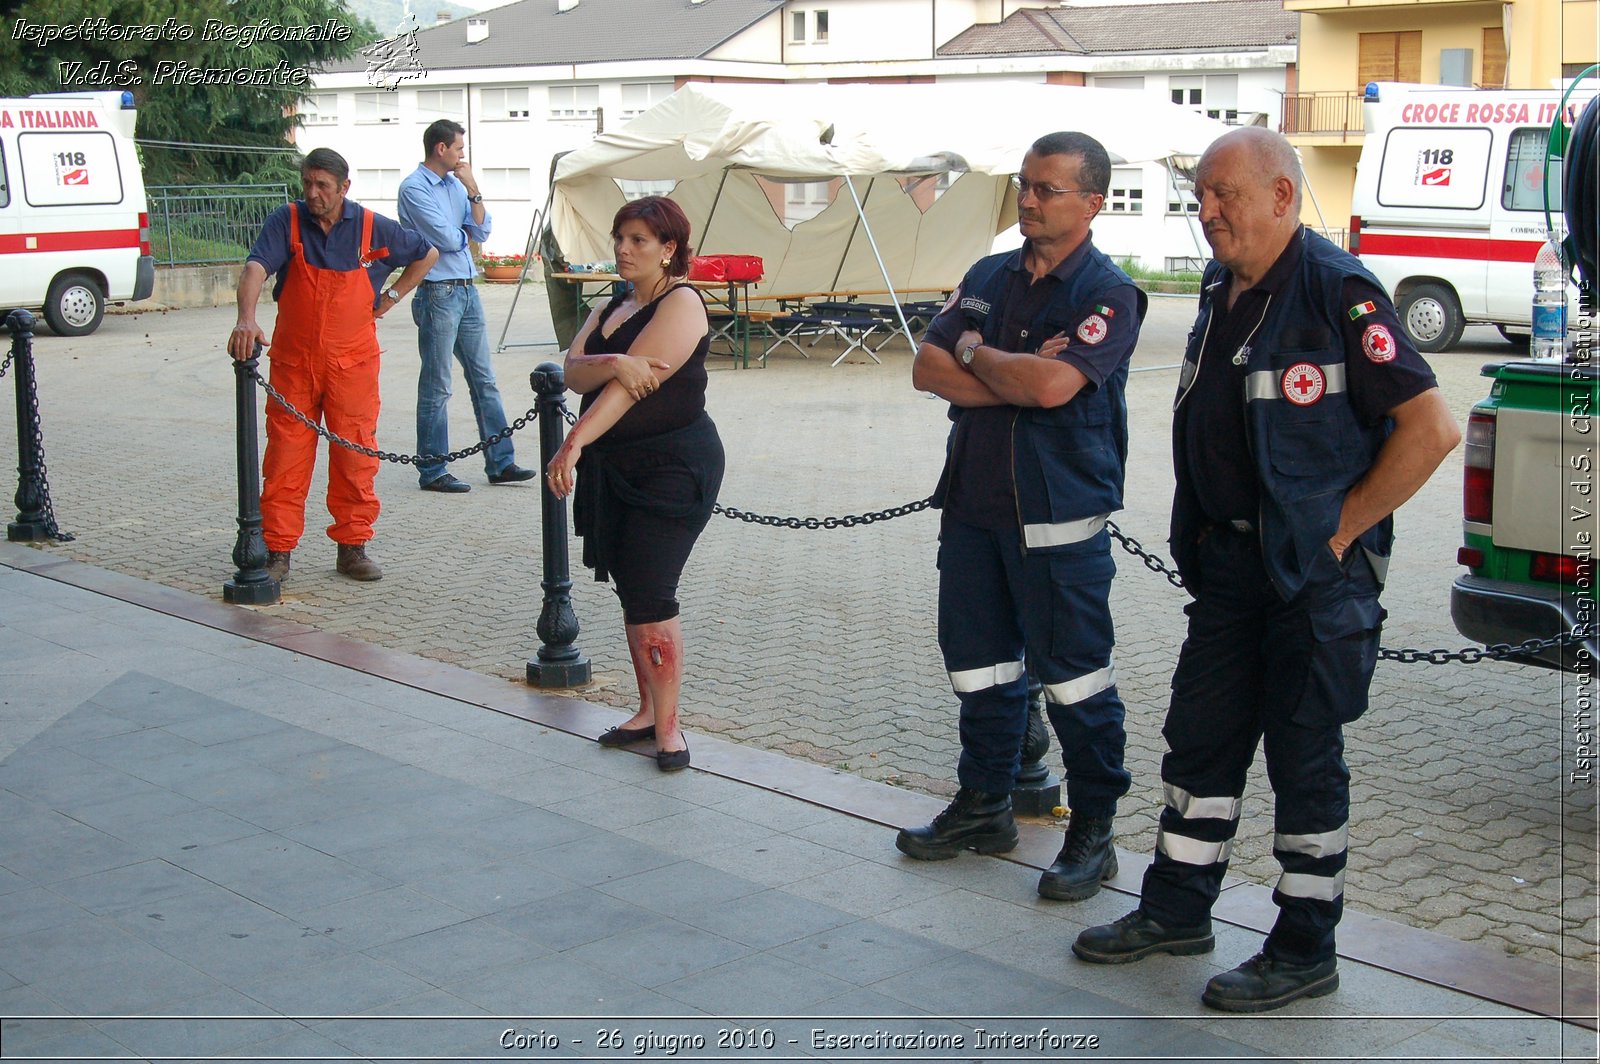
[480,168,532,199]
[549,84,599,119]
[354,168,401,198]
[300,93,337,125]
[785,180,834,225]
[620,82,674,120]
[0,143,10,208]
[416,89,464,119]
[1171,75,1238,123]
[791,11,806,42]
[482,87,530,119]
[1107,168,1142,214]
[1503,127,1563,212]
[18,132,124,206]
[1358,30,1422,87]
[1482,27,1506,89]
[815,10,829,42]
[618,178,677,199]
[1167,174,1198,216]
[354,91,398,124]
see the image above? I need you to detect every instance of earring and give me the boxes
[660,258,671,269]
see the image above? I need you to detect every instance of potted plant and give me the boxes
[479,252,527,282]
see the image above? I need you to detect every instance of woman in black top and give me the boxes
[546,197,724,772]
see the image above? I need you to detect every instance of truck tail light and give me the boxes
[138,212,151,256]
[1530,552,1592,585]
[1462,412,1495,523]
[1457,547,1484,568]
[1348,215,1361,255]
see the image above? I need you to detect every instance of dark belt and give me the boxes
[422,278,473,287]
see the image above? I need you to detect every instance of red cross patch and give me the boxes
[1076,314,1108,345]
[1281,362,1325,405]
[1362,323,1396,363]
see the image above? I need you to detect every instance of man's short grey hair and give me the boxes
[299,147,349,184]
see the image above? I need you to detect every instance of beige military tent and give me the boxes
[539,82,1231,345]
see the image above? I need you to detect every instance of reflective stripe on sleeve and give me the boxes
[1276,869,1346,901]
[1274,824,1348,860]
[1043,664,1116,707]
[1022,513,1107,550]
[948,659,1026,694]
[1163,782,1243,823]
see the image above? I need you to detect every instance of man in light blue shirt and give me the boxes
[397,118,534,492]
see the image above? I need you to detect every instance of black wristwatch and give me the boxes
[467,193,484,204]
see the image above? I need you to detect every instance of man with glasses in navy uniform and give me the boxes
[897,132,1146,906]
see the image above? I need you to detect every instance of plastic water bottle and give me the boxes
[1531,228,1568,362]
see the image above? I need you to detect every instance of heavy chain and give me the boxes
[1106,519,1186,589]
[246,362,536,465]
[19,347,72,542]
[0,348,12,381]
[1108,519,1592,667]
[1377,628,1592,665]
[714,496,933,529]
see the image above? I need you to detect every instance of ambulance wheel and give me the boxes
[1397,284,1463,353]
[43,273,105,337]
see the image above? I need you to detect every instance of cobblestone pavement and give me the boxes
[4,283,1594,972]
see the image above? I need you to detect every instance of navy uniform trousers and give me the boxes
[1140,525,1382,965]
[937,517,1131,820]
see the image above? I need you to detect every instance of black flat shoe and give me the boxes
[656,739,690,772]
[597,724,655,747]
[488,464,537,484]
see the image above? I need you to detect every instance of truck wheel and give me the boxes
[1397,284,1464,353]
[42,273,105,337]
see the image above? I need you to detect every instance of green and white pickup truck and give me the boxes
[1452,358,1598,669]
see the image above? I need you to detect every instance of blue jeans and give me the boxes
[412,283,516,485]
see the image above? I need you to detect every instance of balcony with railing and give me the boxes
[1281,91,1366,140]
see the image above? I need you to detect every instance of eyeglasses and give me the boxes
[1010,175,1094,201]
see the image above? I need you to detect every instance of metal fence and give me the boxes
[146,184,290,267]
[1281,91,1366,139]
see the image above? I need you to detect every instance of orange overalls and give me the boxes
[260,205,385,552]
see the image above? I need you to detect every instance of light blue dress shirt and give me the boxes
[396,163,492,282]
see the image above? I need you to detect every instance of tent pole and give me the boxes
[498,179,562,353]
[841,175,915,357]
[829,181,868,292]
[700,167,732,251]
[1169,161,1207,267]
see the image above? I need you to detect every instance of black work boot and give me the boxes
[1073,908,1215,964]
[1037,815,1117,900]
[1202,952,1339,1012]
[894,787,1018,861]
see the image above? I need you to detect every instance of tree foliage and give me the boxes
[0,1,376,185]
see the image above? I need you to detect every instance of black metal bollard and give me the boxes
[527,362,591,687]
[7,310,52,542]
[1011,664,1063,816]
[223,342,279,605]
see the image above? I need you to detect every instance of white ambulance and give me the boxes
[0,90,154,336]
[1349,81,1594,352]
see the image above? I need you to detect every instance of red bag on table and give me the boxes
[689,254,763,282]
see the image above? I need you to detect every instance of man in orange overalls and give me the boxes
[229,148,437,583]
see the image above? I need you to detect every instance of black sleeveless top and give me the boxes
[579,284,710,442]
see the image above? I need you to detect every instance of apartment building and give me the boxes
[307,0,1296,267]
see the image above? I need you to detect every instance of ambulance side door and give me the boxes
[0,136,25,309]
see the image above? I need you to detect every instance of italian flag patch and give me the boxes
[1094,304,1115,317]
[1347,301,1377,320]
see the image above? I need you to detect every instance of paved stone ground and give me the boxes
[3,282,1594,972]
